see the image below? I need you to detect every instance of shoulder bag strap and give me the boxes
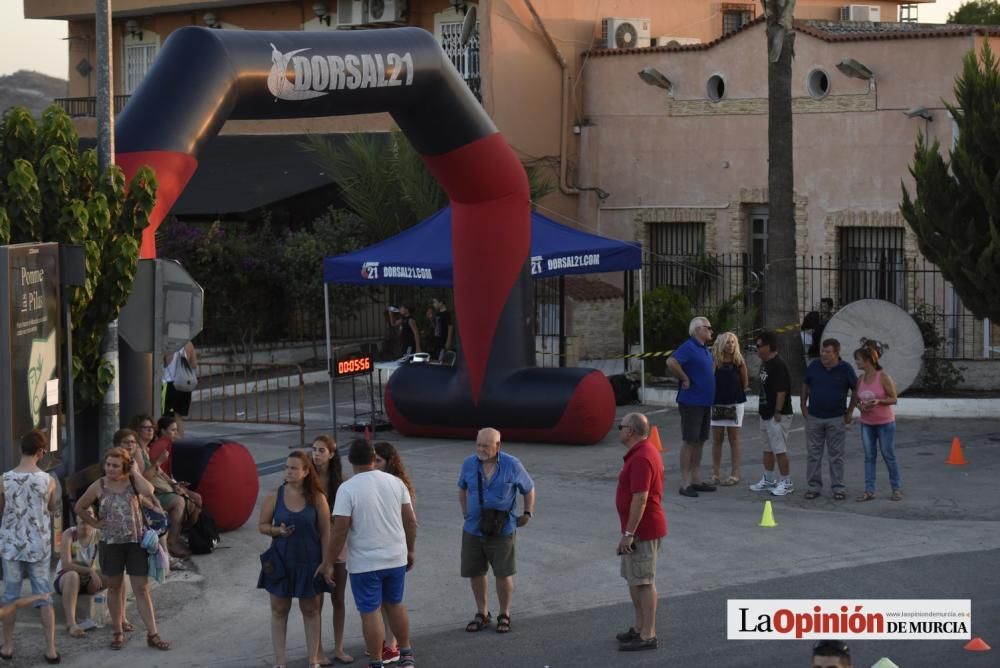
[476,468,485,508]
[128,475,150,530]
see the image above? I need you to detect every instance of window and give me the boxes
[722,4,754,36]
[648,223,706,289]
[440,19,481,101]
[706,74,726,102]
[840,227,905,305]
[124,43,157,94]
[806,68,831,100]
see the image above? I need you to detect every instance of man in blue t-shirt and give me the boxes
[800,338,857,500]
[457,428,535,635]
[666,316,716,498]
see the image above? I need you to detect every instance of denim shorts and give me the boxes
[2,558,52,607]
[349,566,406,614]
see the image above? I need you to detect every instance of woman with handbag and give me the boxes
[141,416,196,559]
[163,340,197,423]
[258,451,332,668]
[74,447,171,651]
[710,332,749,486]
[312,435,353,665]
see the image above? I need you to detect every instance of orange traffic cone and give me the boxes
[945,437,968,466]
[649,425,664,451]
[964,637,991,651]
[364,425,372,443]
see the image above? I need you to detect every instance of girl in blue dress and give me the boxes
[258,451,332,668]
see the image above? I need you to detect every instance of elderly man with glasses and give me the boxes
[614,412,666,652]
[666,316,716,497]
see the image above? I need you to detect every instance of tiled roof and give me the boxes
[564,276,624,301]
[586,18,1000,57]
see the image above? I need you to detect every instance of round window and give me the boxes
[707,74,726,102]
[806,68,831,100]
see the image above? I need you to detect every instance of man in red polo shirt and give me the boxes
[614,412,667,652]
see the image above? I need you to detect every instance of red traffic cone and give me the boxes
[964,637,991,651]
[363,425,372,443]
[945,437,968,466]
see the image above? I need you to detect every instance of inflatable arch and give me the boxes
[116,27,614,444]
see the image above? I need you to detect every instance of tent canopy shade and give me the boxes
[322,206,642,286]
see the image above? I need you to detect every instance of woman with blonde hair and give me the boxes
[709,332,749,486]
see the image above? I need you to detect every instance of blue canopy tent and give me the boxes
[322,206,642,285]
[320,206,649,427]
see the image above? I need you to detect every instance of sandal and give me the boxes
[719,475,740,486]
[496,613,511,634]
[110,632,125,650]
[465,611,491,632]
[711,475,721,486]
[833,491,847,501]
[67,625,86,639]
[890,490,903,501]
[147,633,171,651]
[803,491,820,500]
[121,620,134,633]
[856,492,875,502]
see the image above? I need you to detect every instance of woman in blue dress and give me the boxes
[258,451,332,668]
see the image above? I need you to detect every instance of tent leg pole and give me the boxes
[638,267,645,402]
[324,283,336,432]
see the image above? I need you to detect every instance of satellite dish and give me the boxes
[460,6,478,47]
[821,299,925,393]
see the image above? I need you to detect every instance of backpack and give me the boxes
[609,374,640,406]
[185,509,220,554]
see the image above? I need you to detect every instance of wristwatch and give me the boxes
[623,530,634,537]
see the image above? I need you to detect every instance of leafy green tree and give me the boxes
[900,43,1000,322]
[623,286,692,376]
[0,105,156,408]
[948,0,1000,24]
[300,129,555,245]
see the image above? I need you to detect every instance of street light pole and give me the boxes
[96,0,120,449]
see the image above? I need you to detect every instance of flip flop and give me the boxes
[67,625,86,638]
[719,476,740,486]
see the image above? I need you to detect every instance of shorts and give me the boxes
[349,566,406,614]
[99,542,149,577]
[678,403,711,443]
[1,558,52,607]
[760,415,791,454]
[461,531,516,578]
[620,538,661,586]
[710,403,745,428]
[53,570,97,596]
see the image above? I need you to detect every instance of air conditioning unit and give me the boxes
[652,36,702,47]
[337,0,365,27]
[367,0,406,24]
[601,17,651,49]
[840,4,881,22]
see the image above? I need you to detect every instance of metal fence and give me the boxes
[630,253,991,360]
[186,362,306,446]
[54,95,130,117]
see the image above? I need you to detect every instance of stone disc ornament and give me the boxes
[821,299,925,393]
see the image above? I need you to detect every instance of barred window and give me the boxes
[839,227,905,306]
[722,4,754,36]
[124,43,157,94]
[440,20,481,101]
[648,222,705,289]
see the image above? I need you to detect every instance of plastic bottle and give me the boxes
[92,592,109,628]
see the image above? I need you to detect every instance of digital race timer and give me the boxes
[335,354,373,378]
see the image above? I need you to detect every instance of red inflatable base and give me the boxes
[195,442,258,532]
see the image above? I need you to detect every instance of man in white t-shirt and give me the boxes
[328,439,418,668]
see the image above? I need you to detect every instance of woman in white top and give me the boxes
[54,517,104,638]
[163,341,197,422]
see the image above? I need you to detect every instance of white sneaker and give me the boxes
[749,476,776,492]
[771,479,795,496]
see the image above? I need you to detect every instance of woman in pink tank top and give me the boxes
[847,343,901,501]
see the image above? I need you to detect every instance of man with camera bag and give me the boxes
[457,428,535,635]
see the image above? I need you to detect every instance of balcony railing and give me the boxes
[54,95,131,117]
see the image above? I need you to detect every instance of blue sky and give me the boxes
[0,1,967,79]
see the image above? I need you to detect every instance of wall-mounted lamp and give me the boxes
[203,12,221,29]
[903,106,933,121]
[313,2,331,26]
[451,1,469,14]
[836,58,875,90]
[125,19,143,40]
[637,66,673,96]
